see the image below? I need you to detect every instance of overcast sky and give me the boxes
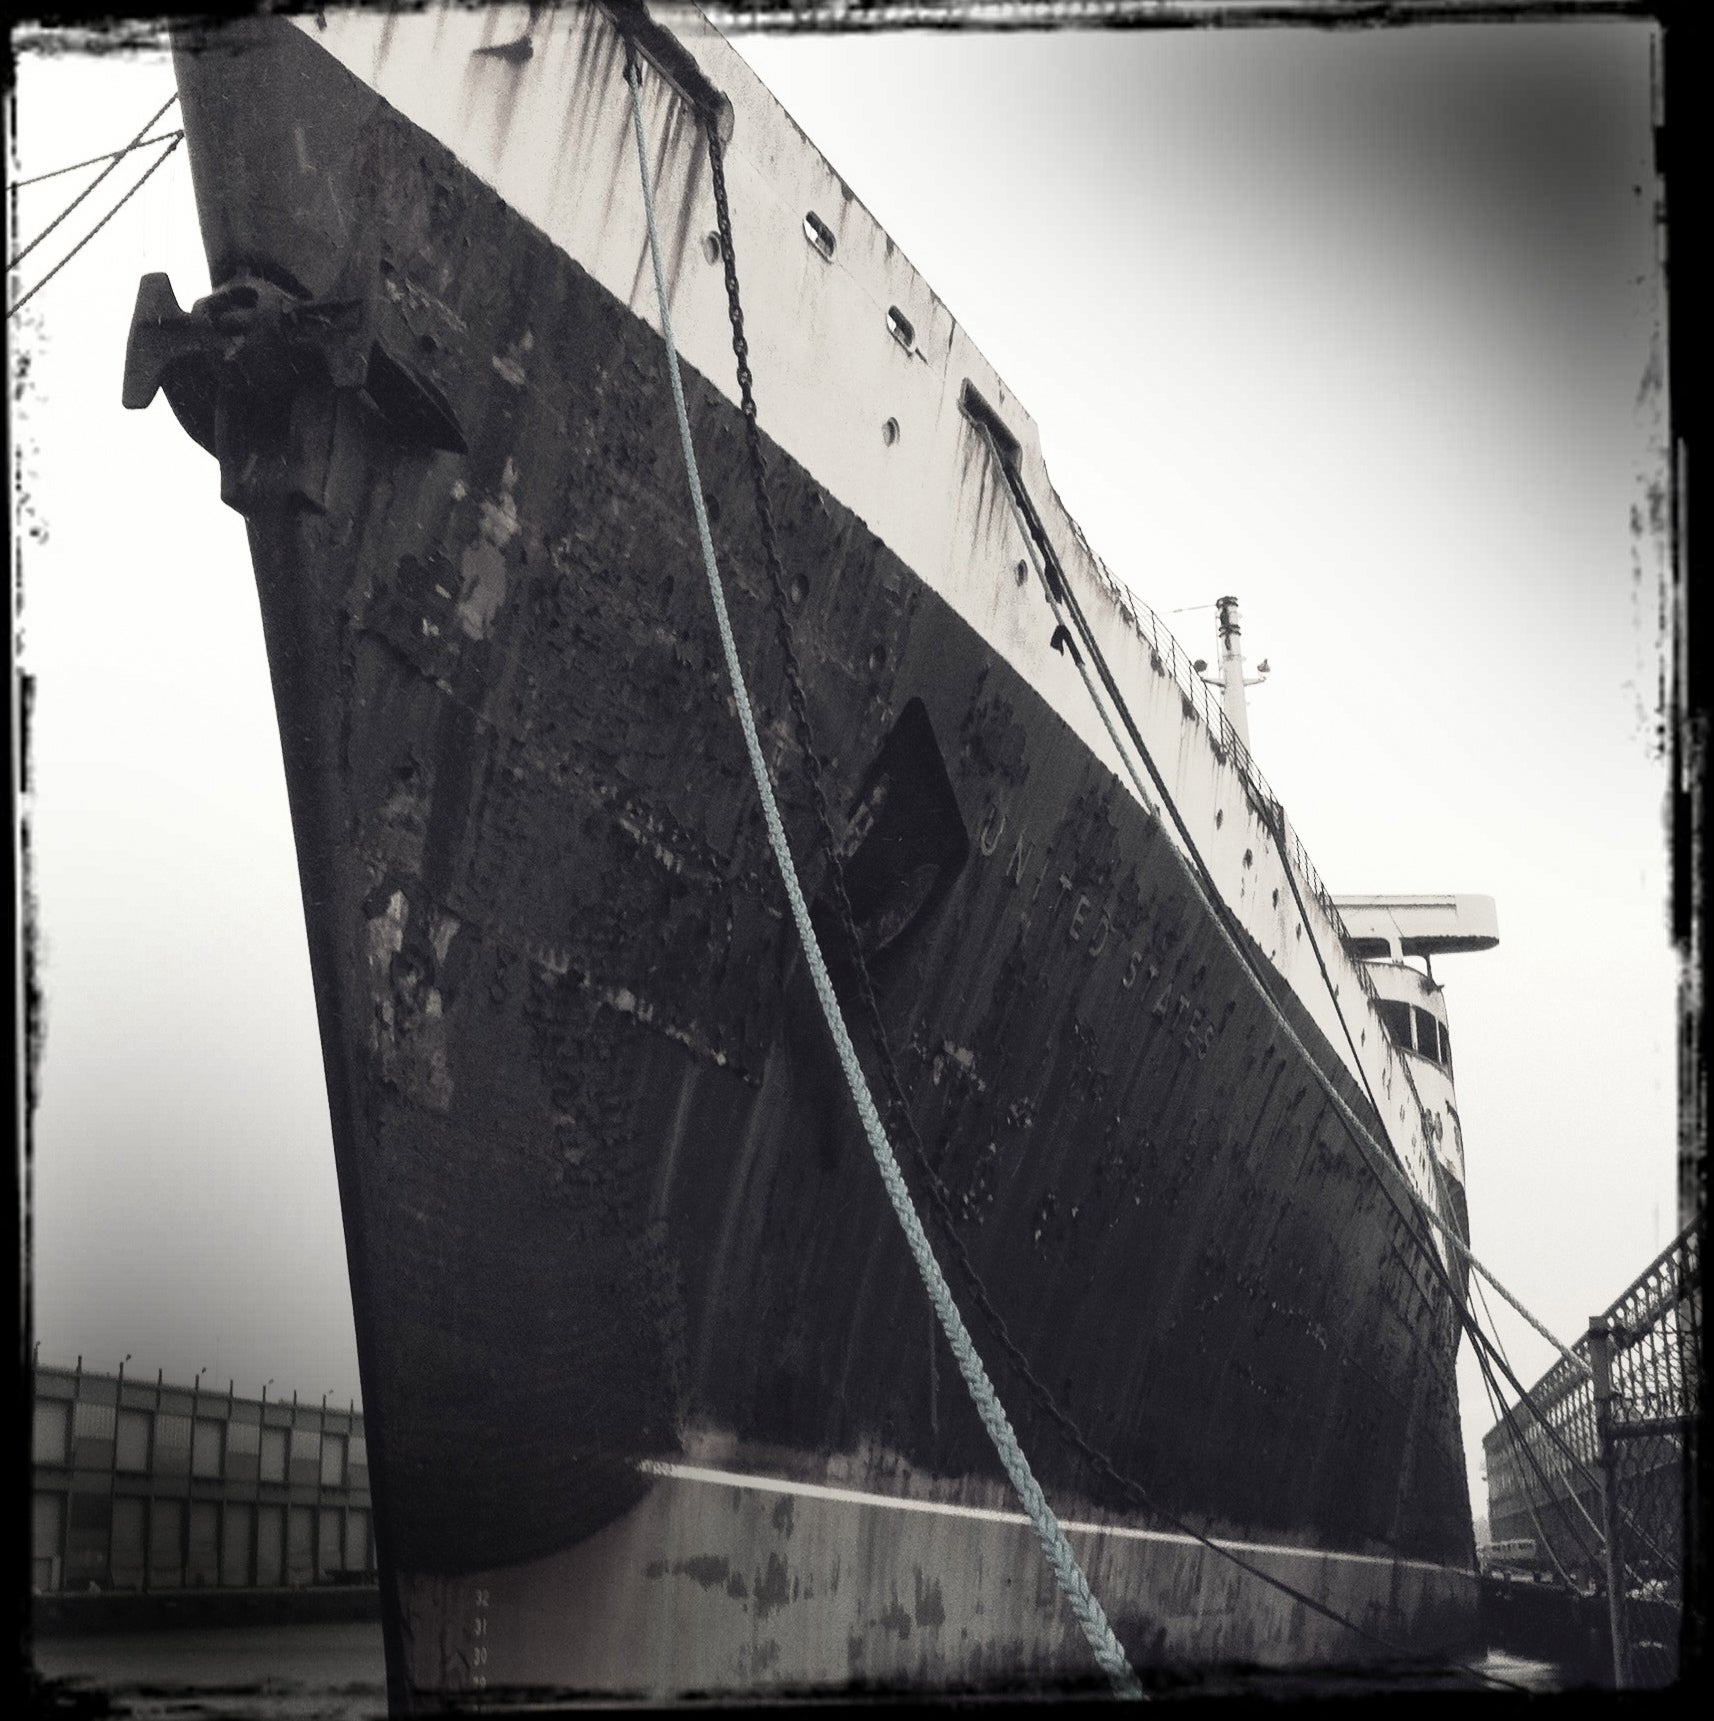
[13,10,1675,1522]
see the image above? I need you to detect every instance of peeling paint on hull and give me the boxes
[401,1459,1477,1699]
[158,8,1476,1709]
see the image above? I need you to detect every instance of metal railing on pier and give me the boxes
[1483,1224,1701,1687]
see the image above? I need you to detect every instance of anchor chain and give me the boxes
[705,103,1195,1556]
[696,106,1520,1675]
[627,50,1141,1695]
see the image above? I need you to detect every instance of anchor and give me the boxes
[122,270,466,516]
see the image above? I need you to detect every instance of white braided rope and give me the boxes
[623,56,1142,1701]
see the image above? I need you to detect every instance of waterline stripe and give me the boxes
[624,48,1140,1700]
[638,1460,1475,1580]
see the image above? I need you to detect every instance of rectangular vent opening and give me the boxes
[959,379,1021,471]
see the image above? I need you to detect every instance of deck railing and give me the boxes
[1095,571,1371,998]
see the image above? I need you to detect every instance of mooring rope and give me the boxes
[621,53,1141,1700]
[981,434,1592,1387]
[15,130,184,189]
[994,434,1158,821]
[8,90,179,270]
[7,132,183,321]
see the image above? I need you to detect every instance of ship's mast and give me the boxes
[1215,594,1251,751]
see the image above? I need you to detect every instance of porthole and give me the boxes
[882,417,899,447]
[886,306,914,349]
[802,211,836,260]
[701,232,720,265]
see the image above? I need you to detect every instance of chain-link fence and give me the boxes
[1604,1418,1686,1685]
[1483,1224,1700,1687]
[1591,1225,1700,1689]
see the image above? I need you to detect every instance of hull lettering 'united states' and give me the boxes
[123,2,1501,1707]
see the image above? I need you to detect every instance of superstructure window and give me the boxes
[1376,999,1413,1049]
[1413,1007,1440,1065]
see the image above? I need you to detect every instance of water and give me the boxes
[31,1623,387,1720]
[1152,1648,1572,1700]
[31,1627,1568,1713]
[1476,1649,1580,1695]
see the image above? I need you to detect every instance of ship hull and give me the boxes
[398,1463,1474,1699]
[161,9,1475,1707]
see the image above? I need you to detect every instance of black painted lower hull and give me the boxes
[165,17,1476,1708]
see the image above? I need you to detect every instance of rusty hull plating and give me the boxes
[136,5,1480,1706]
